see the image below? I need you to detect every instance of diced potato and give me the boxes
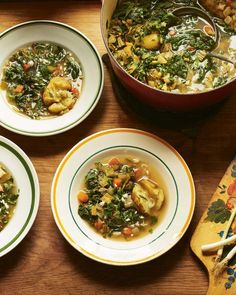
[225,15,232,25]
[101,193,113,204]
[163,51,173,60]
[48,102,67,114]
[91,206,97,216]
[124,45,132,57]
[205,79,213,88]
[148,80,155,87]
[98,174,109,187]
[133,55,140,63]
[141,33,160,50]
[117,36,125,48]
[62,97,76,109]
[223,6,232,17]
[108,34,116,44]
[157,54,167,64]
[162,83,168,91]
[163,73,171,84]
[218,3,226,11]
[206,72,213,82]
[149,69,162,79]
[53,77,72,90]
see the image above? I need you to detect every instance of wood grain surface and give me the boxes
[0,1,236,295]
[191,158,236,295]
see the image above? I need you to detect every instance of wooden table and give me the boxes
[0,1,236,294]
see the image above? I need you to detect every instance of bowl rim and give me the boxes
[0,135,40,257]
[100,0,236,97]
[51,128,195,265]
[0,20,104,137]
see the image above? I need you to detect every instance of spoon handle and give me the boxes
[208,52,235,65]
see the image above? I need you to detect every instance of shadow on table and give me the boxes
[62,223,207,290]
[0,225,36,279]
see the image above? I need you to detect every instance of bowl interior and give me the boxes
[0,136,40,257]
[51,128,195,265]
[0,21,103,136]
[69,146,178,250]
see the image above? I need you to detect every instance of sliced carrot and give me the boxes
[113,177,122,187]
[23,63,31,71]
[203,25,215,36]
[94,219,104,230]
[108,158,120,166]
[71,87,80,96]
[15,85,24,93]
[77,191,89,203]
[122,227,133,237]
[188,47,196,52]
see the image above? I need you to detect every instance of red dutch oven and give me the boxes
[101,0,236,112]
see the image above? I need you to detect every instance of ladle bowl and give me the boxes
[172,6,219,48]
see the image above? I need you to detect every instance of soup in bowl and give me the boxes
[0,21,104,136]
[51,128,195,265]
[101,0,236,111]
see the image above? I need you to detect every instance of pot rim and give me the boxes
[100,0,236,97]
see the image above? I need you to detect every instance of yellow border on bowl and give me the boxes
[52,128,195,265]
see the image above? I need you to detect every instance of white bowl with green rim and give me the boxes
[0,20,104,136]
[51,128,195,265]
[0,136,40,257]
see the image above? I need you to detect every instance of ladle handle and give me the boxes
[208,52,235,65]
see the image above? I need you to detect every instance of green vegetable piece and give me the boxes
[150,216,158,225]
[65,57,81,80]
[213,77,228,88]
[205,199,231,223]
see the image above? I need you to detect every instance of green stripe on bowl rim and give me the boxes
[0,20,104,136]
[0,139,37,255]
[52,128,195,265]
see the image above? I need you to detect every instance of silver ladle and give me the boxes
[172,6,235,66]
